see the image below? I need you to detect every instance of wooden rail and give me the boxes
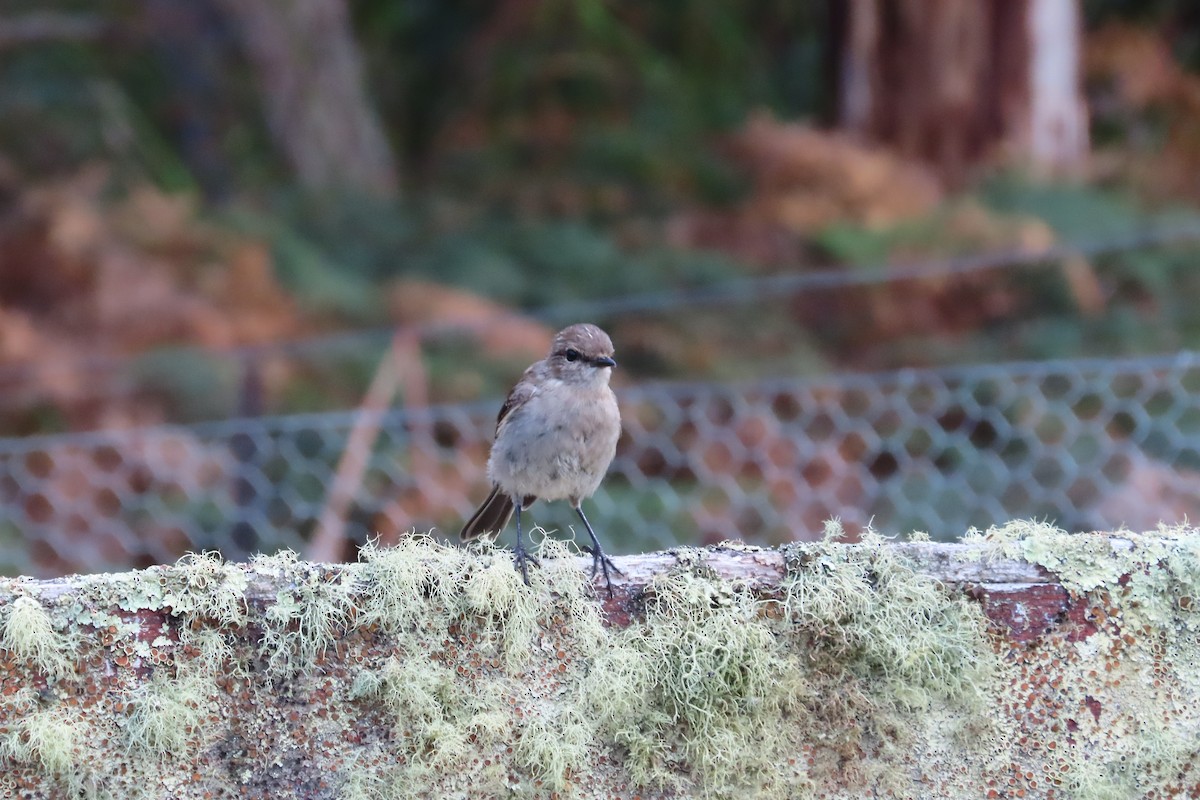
[1,523,1197,798]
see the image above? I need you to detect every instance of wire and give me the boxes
[2,348,1196,450]
[541,223,1200,321]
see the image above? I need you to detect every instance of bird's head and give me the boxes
[548,323,617,385]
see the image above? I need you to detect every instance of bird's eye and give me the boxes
[565,349,580,362]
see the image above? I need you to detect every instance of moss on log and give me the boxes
[1,521,1199,798]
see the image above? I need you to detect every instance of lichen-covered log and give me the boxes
[1,522,1199,799]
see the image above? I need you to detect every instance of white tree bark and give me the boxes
[1026,0,1089,170]
[834,0,1090,175]
[839,0,880,137]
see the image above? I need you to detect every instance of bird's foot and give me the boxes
[512,542,541,586]
[582,545,623,598]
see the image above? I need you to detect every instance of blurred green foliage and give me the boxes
[8,0,1200,565]
[354,0,830,167]
[129,349,237,423]
[225,195,745,328]
[3,0,1200,420]
[806,175,1200,367]
[979,178,1157,240]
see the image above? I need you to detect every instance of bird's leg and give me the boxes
[574,505,622,598]
[512,501,539,585]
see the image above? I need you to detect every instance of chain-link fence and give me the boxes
[3,351,1199,577]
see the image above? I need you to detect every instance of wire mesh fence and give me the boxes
[3,351,1199,577]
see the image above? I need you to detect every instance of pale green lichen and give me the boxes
[517,705,593,793]
[3,525,1199,799]
[122,672,212,756]
[587,565,812,797]
[811,534,996,711]
[162,551,249,625]
[256,549,359,678]
[355,534,456,633]
[2,595,71,677]
[0,691,78,777]
[60,551,247,672]
[786,532,1012,797]
[354,656,473,768]
[971,520,1200,636]
[356,532,598,671]
[965,520,1200,798]
[346,534,606,798]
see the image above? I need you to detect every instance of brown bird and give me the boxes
[460,323,623,595]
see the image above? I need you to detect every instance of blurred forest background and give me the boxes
[4,0,1200,575]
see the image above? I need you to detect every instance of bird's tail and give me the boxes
[460,485,515,540]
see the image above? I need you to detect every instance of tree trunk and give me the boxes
[835,0,1087,180]
[1026,0,1089,169]
[214,0,399,197]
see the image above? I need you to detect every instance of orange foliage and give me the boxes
[1086,23,1200,200]
[668,114,943,267]
[387,278,552,360]
[0,169,303,429]
[731,113,943,232]
[663,114,1065,368]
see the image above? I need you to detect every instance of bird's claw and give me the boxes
[513,545,540,586]
[582,545,622,598]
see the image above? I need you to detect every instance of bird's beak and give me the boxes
[593,356,617,368]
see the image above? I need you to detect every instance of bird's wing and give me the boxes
[494,365,539,434]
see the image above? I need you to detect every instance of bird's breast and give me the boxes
[486,383,620,501]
